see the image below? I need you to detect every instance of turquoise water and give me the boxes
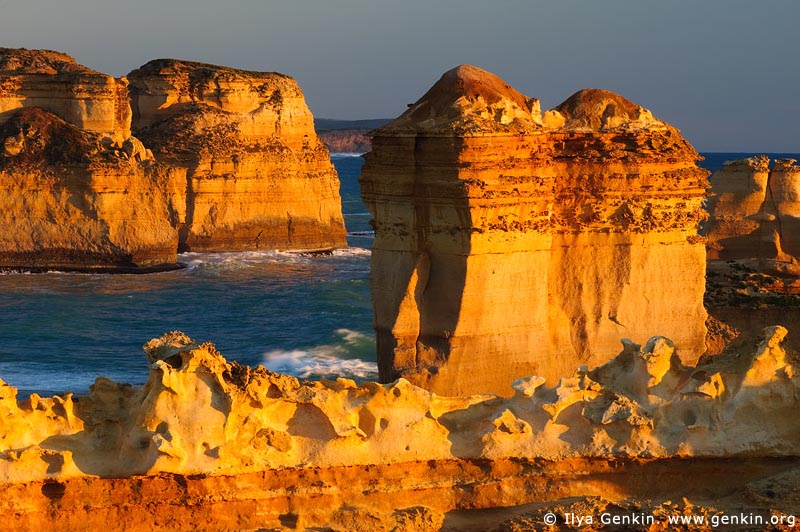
[0,152,798,397]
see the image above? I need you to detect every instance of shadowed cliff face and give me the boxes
[128,59,347,252]
[705,156,800,266]
[361,65,709,395]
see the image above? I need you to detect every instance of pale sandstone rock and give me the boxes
[127,59,347,252]
[0,327,798,529]
[361,65,709,395]
[0,326,797,482]
[0,48,131,144]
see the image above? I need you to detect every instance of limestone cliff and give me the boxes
[128,59,346,252]
[705,155,800,265]
[0,327,799,530]
[0,107,183,270]
[318,128,372,154]
[0,48,131,144]
[360,65,709,395]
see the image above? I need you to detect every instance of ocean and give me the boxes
[0,152,797,398]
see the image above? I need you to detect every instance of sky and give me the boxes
[1,0,798,152]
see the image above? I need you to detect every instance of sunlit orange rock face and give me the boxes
[361,65,709,395]
[0,48,183,271]
[0,48,131,144]
[0,49,346,270]
[128,60,347,252]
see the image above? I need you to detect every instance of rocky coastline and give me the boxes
[0,48,346,272]
[2,50,800,532]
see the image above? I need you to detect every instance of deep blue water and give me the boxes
[0,155,375,397]
[1,152,798,397]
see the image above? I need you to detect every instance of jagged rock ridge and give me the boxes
[0,326,798,529]
[361,65,709,395]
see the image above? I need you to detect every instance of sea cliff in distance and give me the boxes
[0,48,346,271]
[316,118,390,154]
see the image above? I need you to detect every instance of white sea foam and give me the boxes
[179,250,312,271]
[261,328,378,380]
[330,152,366,158]
[331,247,371,257]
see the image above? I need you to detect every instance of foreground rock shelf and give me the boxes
[1,327,799,530]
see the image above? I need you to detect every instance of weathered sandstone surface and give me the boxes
[360,65,709,395]
[705,156,800,267]
[128,59,347,252]
[0,48,131,144]
[1,326,799,530]
[0,49,347,269]
[0,107,183,270]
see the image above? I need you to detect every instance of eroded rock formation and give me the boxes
[0,106,183,270]
[0,48,131,144]
[1,327,799,530]
[360,65,709,395]
[0,49,348,269]
[318,128,372,154]
[128,59,347,252]
[705,156,800,266]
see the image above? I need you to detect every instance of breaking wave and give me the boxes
[178,247,370,272]
[262,328,378,380]
[330,152,365,158]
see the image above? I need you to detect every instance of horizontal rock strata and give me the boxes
[0,107,183,270]
[0,326,798,529]
[0,48,131,144]
[360,65,709,395]
[128,59,346,252]
[705,155,800,265]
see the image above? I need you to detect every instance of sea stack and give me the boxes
[361,65,709,395]
[705,156,800,263]
[127,60,347,252]
[0,49,183,271]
